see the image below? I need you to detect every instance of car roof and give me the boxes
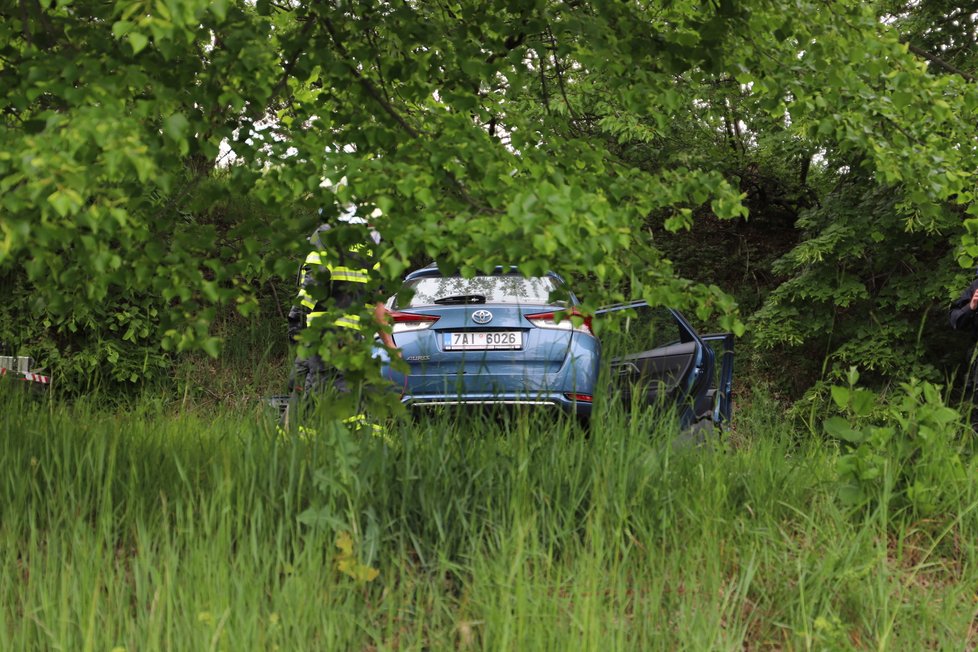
[403,264,565,284]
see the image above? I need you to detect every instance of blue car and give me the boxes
[381,265,734,428]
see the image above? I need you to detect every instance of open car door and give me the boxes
[700,332,735,427]
[595,301,733,429]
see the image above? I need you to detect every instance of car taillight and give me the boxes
[390,311,440,333]
[564,393,593,403]
[524,309,593,335]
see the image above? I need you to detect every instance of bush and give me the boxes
[823,367,974,517]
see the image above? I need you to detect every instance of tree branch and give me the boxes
[19,0,32,48]
[538,48,551,116]
[319,15,495,212]
[320,15,420,138]
[904,41,975,82]
[486,31,527,66]
[546,26,580,132]
[266,14,318,112]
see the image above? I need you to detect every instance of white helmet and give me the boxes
[337,205,367,225]
[335,206,380,244]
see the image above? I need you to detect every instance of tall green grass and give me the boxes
[2,386,977,650]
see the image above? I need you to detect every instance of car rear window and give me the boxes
[396,275,564,308]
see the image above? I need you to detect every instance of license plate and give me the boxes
[444,331,522,350]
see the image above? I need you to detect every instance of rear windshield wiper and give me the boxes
[433,294,487,305]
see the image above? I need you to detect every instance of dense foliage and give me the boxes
[1,1,976,395]
[748,1,978,392]
[5,3,978,644]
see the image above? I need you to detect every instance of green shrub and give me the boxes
[823,367,974,517]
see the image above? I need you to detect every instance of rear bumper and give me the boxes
[402,392,592,417]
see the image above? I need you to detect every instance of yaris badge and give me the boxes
[471,309,493,325]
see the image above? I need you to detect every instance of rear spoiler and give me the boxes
[0,356,51,386]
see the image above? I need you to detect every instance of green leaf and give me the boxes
[930,406,960,426]
[128,32,149,54]
[112,20,134,38]
[664,208,693,232]
[164,113,189,142]
[823,416,865,444]
[837,483,866,506]
[201,337,222,358]
[298,506,345,530]
[210,0,228,21]
[830,385,850,410]
[376,195,394,215]
[850,389,876,417]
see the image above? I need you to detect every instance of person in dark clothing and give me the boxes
[949,274,978,423]
[949,277,978,331]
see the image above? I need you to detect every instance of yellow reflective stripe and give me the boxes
[330,273,369,283]
[307,311,329,326]
[306,312,362,330]
[326,265,370,283]
[297,288,316,309]
[305,246,373,280]
[303,265,370,282]
[327,265,369,276]
[307,247,371,266]
[334,315,361,329]
[305,251,326,266]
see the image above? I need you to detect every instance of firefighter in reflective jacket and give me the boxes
[287,223,394,427]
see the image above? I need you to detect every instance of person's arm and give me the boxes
[373,301,397,350]
[288,264,311,342]
[287,304,305,342]
[949,282,978,331]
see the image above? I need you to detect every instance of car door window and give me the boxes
[598,304,685,359]
[596,303,706,416]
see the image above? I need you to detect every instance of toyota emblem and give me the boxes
[471,309,493,325]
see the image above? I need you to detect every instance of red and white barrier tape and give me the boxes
[0,367,51,385]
